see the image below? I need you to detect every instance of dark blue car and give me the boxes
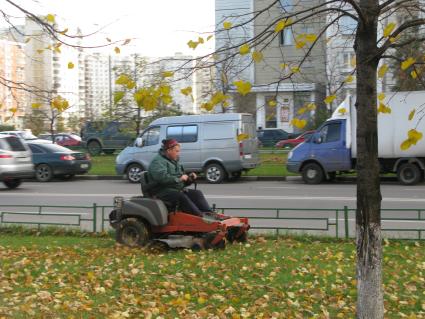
[28,143,91,182]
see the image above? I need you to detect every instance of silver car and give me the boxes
[0,135,34,189]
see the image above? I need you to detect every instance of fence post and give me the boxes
[93,203,97,233]
[344,206,349,239]
[336,209,339,239]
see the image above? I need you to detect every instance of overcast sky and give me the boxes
[13,0,216,56]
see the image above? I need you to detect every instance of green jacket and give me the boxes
[147,150,185,197]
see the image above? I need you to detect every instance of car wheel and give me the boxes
[204,163,226,184]
[127,163,144,183]
[36,164,53,182]
[3,179,21,189]
[397,163,421,185]
[87,140,102,156]
[301,163,324,184]
[116,218,150,247]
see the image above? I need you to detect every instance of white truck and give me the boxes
[287,90,425,185]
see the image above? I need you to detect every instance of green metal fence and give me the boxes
[0,204,424,240]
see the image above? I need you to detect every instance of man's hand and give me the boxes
[189,172,197,180]
[180,174,189,182]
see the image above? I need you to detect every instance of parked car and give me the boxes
[38,133,82,147]
[275,130,315,149]
[116,113,259,184]
[0,134,34,189]
[80,121,135,156]
[27,142,91,182]
[0,130,38,140]
[256,128,298,147]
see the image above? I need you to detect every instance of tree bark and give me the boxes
[355,1,384,318]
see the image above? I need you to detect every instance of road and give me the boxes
[1,179,424,238]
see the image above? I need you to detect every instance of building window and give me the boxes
[265,97,277,128]
[280,28,293,46]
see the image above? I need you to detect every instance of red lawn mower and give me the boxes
[109,195,250,250]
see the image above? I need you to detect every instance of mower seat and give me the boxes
[126,197,169,226]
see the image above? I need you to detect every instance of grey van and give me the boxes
[0,135,34,189]
[115,113,259,184]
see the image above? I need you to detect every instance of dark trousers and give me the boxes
[158,189,211,215]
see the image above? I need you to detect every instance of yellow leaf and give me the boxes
[408,109,415,121]
[383,22,396,38]
[114,47,120,54]
[106,37,112,42]
[123,39,131,45]
[114,91,125,104]
[280,63,288,69]
[378,93,385,101]
[54,46,61,54]
[350,56,356,67]
[198,297,206,304]
[345,75,354,83]
[180,87,192,96]
[223,21,232,30]
[46,14,55,23]
[411,70,418,79]
[187,40,198,49]
[201,102,214,111]
[378,102,391,114]
[239,44,250,55]
[252,51,263,63]
[290,118,307,129]
[305,34,318,42]
[297,107,306,115]
[233,80,252,96]
[291,66,300,73]
[9,107,17,113]
[126,81,136,90]
[25,38,31,43]
[268,100,277,107]
[401,139,413,150]
[378,64,388,78]
[31,103,41,109]
[408,128,423,143]
[67,62,74,69]
[401,57,415,70]
[307,102,316,111]
[198,37,204,44]
[274,18,292,33]
[338,108,347,115]
[295,40,306,49]
[324,95,336,104]
[161,95,173,105]
[115,74,131,85]
[207,35,213,41]
[60,28,68,35]
[162,71,174,78]
[237,133,249,142]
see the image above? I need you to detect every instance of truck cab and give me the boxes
[287,118,352,184]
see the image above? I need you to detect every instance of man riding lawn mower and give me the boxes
[109,139,250,250]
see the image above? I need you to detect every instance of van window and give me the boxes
[320,122,341,143]
[142,126,160,146]
[166,125,198,143]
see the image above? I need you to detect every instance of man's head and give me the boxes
[162,138,180,161]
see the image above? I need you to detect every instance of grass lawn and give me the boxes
[87,152,290,176]
[0,234,423,318]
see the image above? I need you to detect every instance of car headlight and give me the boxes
[288,150,293,159]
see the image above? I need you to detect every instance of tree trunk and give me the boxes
[355,1,383,318]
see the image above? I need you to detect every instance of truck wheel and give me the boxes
[3,179,21,189]
[205,163,226,184]
[127,164,144,183]
[87,140,102,156]
[116,218,150,247]
[36,164,53,182]
[302,163,324,184]
[397,163,421,185]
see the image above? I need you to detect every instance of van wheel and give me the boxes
[116,218,150,247]
[397,163,421,185]
[127,163,144,183]
[205,163,226,184]
[87,140,102,156]
[3,179,21,189]
[36,164,53,182]
[302,163,324,184]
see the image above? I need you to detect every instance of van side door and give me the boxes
[166,125,200,171]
